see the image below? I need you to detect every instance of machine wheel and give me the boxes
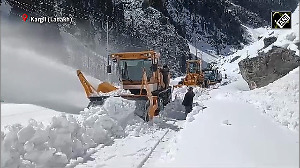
[196,79,203,86]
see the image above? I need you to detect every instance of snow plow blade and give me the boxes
[76,70,117,96]
[87,96,110,108]
[77,70,117,107]
[120,95,158,121]
[97,82,118,93]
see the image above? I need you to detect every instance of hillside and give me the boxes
[1,1,299,168]
[2,0,298,77]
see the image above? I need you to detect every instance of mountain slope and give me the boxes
[151,0,298,55]
[3,0,298,77]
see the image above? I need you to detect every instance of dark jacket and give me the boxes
[161,67,169,77]
[182,91,195,106]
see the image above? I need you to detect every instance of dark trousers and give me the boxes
[185,105,193,115]
[163,77,168,89]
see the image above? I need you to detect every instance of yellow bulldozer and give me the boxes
[77,50,172,121]
[175,60,207,88]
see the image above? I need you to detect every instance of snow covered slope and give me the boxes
[222,5,299,74]
[188,43,218,63]
[236,68,299,131]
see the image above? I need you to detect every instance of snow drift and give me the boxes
[237,68,299,131]
[1,97,138,168]
[1,94,168,168]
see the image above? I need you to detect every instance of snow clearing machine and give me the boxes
[77,50,172,121]
[202,63,222,86]
[174,60,222,88]
[174,60,206,87]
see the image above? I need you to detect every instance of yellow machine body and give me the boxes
[174,60,205,87]
[77,50,172,121]
[77,70,118,97]
[184,60,205,86]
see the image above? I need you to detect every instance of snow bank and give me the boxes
[238,68,299,131]
[2,90,186,167]
[218,67,299,131]
[1,113,124,168]
[1,98,128,168]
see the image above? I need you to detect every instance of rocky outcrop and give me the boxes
[238,47,300,89]
[263,36,277,48]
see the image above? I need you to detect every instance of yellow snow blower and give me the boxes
[77,50,172,121]
[174,60,206,88]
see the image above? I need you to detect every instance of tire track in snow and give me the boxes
[136,128,171,168]
[135,119,185,168]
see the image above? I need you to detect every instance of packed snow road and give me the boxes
[146,79,299,168]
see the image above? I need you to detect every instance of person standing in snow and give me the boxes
[182,87,195,116]
[161,64,170,89]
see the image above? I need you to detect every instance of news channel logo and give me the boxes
[271,11,291,29]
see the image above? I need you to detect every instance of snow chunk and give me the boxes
[1,103,126,167]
